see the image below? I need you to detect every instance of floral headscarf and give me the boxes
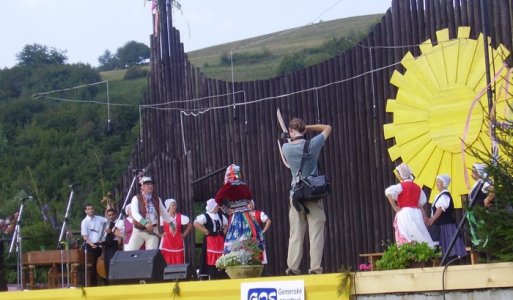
[224,164,241,184]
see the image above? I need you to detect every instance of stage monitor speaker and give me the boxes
[163,263,196,281]
[108,249,166,284]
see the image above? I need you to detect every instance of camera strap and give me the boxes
[296,139,310,180]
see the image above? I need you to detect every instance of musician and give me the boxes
[126,176,173,251]
[103,209,121,283]
[80,204,107,286]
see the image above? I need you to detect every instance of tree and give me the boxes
[98,49,120,71]
[471,106,513,262]
[116,41,150,67]
[16,44,67,66]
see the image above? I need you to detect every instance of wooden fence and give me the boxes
[115,0,513,275]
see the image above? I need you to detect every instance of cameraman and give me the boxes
[282,118,331,275]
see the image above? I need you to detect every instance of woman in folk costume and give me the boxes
[385,163,434,247]
[160,199,192,265]
[193,198,228,279]
[469,163,495,208]
[426,175,466,258]
[214,164,266,263]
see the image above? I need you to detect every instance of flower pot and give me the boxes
[224,265,264,279]
[407,261,427,268]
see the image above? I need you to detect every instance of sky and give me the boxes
[0,0,392,69]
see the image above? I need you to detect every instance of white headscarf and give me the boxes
[395,163,414,180]
[473,163,487,178]
[205,198,217,213]
[165,198,177,210]
[436,174,451,188]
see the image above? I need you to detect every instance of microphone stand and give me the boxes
[116,170,144,223]
[57,185,76,287]
[8,200,26,290]
[82,240,88,287]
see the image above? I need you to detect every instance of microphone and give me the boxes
[21,195,33,201]
[69,183,81,188]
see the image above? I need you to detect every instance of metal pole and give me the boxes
[480,0,494,119]
[8,201,25,290]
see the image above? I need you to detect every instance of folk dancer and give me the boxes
[385,163,434,247]
[215,164,266,264]
[194,199,228,279]
[159,198,192,264]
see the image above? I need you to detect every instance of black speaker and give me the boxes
[108,249,166,284]
[163,263,196,281]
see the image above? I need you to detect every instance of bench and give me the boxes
[359,252,384,271]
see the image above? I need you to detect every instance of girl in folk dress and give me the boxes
[385,163,434,247]
[160,199,192,265]
[215,164,266,263]
[194,199,228,279]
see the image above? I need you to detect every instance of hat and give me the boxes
[140,176,153,184]
[206,198,217,213]
[436,174,451,188]
[165,198,177,210]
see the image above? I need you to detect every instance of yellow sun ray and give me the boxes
[384,27,513,208]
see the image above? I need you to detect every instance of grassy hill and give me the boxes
[186,14,383,81]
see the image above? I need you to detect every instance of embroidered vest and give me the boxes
[133,193,162,234]
[204,212,224,237]
[397,181,421,208]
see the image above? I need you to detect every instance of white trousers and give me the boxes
[125,227,159,251]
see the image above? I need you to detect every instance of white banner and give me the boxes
[240,280,305,300]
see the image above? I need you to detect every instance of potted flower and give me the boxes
[375,242,440,270]
[215,236,264,279]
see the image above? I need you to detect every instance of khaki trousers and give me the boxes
[286,198,326,274]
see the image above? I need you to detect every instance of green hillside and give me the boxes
[186,14,383,81]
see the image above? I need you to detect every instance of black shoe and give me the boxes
[285,269,300,276]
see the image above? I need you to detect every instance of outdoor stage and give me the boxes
[1,262,512,300]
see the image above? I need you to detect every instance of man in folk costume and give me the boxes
[159,198,192,265]
[385,163,434,247]
[194,199,228,279]
[214,164,265,263]
[126,176,173,250]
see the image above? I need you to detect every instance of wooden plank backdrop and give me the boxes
[114,0,513,275]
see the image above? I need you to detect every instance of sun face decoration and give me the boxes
[384,27,513,207]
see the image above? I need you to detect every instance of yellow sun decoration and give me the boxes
[384,27,513,207]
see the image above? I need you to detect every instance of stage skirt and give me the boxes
[439,223,467,257]
[394,207,435,247]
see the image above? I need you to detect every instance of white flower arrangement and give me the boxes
[215,236,262,269]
